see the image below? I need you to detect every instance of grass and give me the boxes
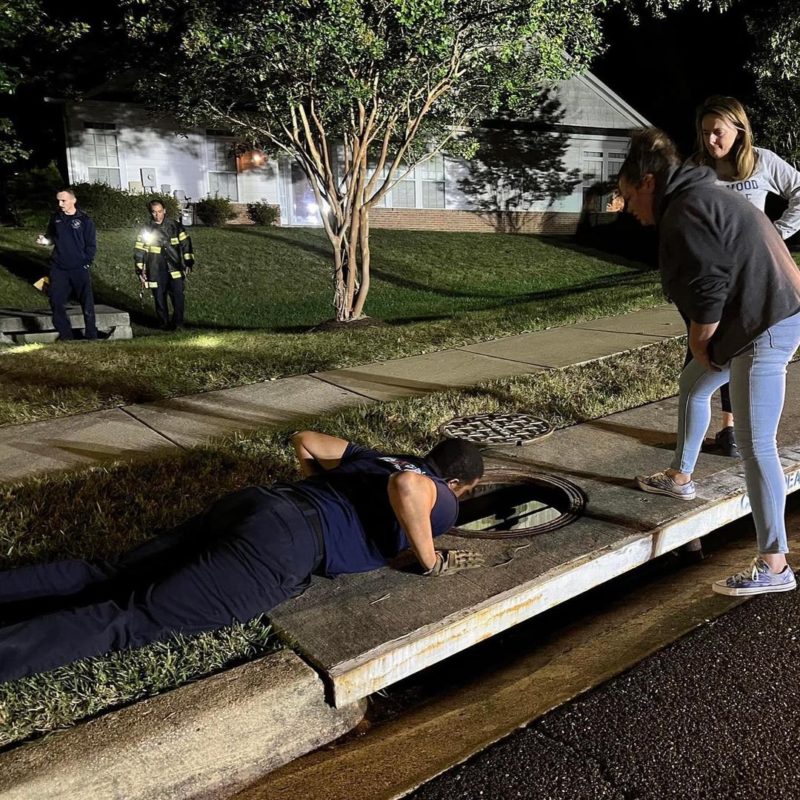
[0,226,667,425]
[0,337,686,748]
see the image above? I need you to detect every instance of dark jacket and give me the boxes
[656,165,800,364]
[134,218,195,285]
[46,210,97,270]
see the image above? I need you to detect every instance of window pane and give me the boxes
[422,181,445,208]
[418,155,444,181]
[583,160,603,181]
[390,179,415,208]
[88,167,120,188]
[209,171,238,200]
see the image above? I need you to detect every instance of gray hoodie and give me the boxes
[656,164,800,364]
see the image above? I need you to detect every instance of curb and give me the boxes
[0,650,365,800]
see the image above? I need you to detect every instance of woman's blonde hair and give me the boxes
[691,95,756,180]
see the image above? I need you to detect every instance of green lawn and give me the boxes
[0,226,665,425]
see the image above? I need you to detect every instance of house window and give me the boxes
[391,176,416,208]
[418,155,445,208]
[85,123,121,188]
[583,149,627,212]
[606,151,627,183]
[207,136,238,200]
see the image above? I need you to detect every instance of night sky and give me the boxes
[592,2,756,157]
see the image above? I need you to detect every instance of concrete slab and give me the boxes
[0,650,366,800]
[0,409,175,484]
[0,305,133,345]
[272,365,800,707]
[126,376,368,448]
[313,351,544,401]
[461,327,666,368]
[0,305,131,333]
[571,304,685,337]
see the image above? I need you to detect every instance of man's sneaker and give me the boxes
[714,426,740,458]
[635,471,696,500]
[712,557,797,596]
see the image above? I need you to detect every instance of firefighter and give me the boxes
[134,200,195,330]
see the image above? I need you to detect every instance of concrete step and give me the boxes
[0,305,132,342]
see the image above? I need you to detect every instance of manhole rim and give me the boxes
[450,467,585,540]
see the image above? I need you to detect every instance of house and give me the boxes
[53,70,650,234]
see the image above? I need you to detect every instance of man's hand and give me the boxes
[689,320,721,372]
[424,549,485,576]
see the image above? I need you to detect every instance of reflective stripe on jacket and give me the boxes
[134,218,194,283]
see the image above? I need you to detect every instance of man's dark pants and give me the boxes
[0,487,323,683]
[152,267,185,328]
[49,265,98,340]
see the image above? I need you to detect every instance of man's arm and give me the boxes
[387,471,438,571]
[84,216,97,264]
[176,220,195,272]
[689,320,720,371]
[290,430,350,476]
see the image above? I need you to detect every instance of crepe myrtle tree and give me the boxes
[122,0,682,321]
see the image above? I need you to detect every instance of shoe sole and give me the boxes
[712,581,797,597]
[636,478,696,500]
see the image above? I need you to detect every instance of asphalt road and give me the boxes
[409,528,800,799]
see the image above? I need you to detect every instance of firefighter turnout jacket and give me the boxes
[134,218,195,287]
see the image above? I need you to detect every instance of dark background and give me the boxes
[593,1,757,158]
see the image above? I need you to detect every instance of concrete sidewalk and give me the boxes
[0,305,683,483]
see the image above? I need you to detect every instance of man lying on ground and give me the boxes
[0,431,485,683]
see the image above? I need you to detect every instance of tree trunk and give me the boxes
[351,205,371,319]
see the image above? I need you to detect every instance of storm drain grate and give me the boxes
[452,469,585,539]
[439,412,552,447]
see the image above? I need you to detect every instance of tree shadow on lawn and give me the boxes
[220,225,332,261]
[539,236,656,273]
[386,269,660,325]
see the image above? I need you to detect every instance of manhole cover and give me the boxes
[451,469,585,539]
[439,412,552,446]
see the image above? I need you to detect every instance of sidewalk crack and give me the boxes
[119,407,187,450]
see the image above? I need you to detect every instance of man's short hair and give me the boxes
[57,188,77,200]
[425,439,484,484]
[148,199,166,212]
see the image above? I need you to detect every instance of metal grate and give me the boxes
[439,412,552,447]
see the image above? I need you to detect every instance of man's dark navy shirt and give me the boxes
[46,210,97,270]
[290,443,459,576]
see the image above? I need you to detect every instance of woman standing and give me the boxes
[688,96,800,457]
[620,127,800,596]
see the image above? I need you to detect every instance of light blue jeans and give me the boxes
[671,312,800,554]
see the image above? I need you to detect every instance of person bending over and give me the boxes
[619,127,800,597]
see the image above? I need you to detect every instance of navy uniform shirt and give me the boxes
[290,443,459,576]
[46,210,97,270]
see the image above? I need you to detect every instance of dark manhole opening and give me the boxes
[453,470,585,539]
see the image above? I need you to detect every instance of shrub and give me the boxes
[6,172,182,229]
[246,201,280,226]
[6,162,64,228]
[71,184,180,229]
[195,195,236,227]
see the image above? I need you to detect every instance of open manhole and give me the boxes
[439,412,553,447]
[452,469,585,539]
